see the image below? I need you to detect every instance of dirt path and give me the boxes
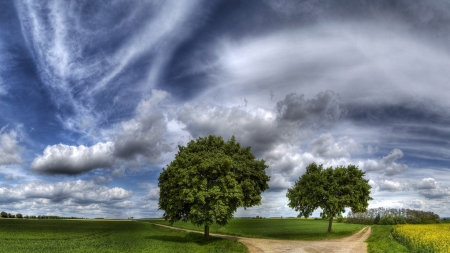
[154,224,371,253]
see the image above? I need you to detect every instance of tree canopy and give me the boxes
[158,135,270,239]
[286,162,372,233]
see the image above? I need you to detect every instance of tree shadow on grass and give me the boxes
[144,233,226,246]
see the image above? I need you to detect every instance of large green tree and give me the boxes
[158,135,270,239]
[286,163,372,233]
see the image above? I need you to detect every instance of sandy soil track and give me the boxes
[154,224,371,253]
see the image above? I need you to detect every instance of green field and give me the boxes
[1,218,416,252]
[366,225,409,253]
[0,219,247,253]
[147,218,365,240]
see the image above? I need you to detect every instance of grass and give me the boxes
[146,218,365,240]
[0,219,247,253]
[366,225,409,253]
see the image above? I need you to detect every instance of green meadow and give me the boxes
[366,225,409,253]
[0,219,247,253]
[0,218,416,252]
[147,218,365,240]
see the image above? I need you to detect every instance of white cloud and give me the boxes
[360,149,408,176]
[144,187,160,201]
[30,142,115,175]
[0,180,133,204]
[177,104,279,155]
[309,133,361,158]
[0,128,23,165]
[264,144,313,179]
[378,179,406,192]
[176,91,347,157]
[415,178,439,190]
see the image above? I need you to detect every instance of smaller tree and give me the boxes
[287,163,372,233]
[7,213,15,218]
[0,211,6,218]
[374,214,381,224]
[16,213,23,219]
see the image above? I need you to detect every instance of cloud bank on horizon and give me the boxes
[1,0,450,218]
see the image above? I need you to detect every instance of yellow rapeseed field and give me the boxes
[392,224,450,253]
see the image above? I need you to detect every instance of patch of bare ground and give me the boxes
[154,224,371,253]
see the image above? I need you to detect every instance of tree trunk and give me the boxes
[204,224,210,240]
[327,217,333,233]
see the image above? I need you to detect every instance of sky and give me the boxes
[1,0,450,219]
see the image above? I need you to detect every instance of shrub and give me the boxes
[408,217,421,224]
[392,216,406,224]
[379,217,395,225]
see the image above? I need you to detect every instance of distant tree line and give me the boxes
[1,211,83,219]
[346,207,440,225]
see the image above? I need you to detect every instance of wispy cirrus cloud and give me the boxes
[15,0,205,135]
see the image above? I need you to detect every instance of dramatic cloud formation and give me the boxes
[30,90,170,175]
[113,90,170,161]
[1,0,450,218]
[177,104,279,155]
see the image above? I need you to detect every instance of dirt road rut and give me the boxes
[155,224,371,253]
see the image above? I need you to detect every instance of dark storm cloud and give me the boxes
[276,91,346,127]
